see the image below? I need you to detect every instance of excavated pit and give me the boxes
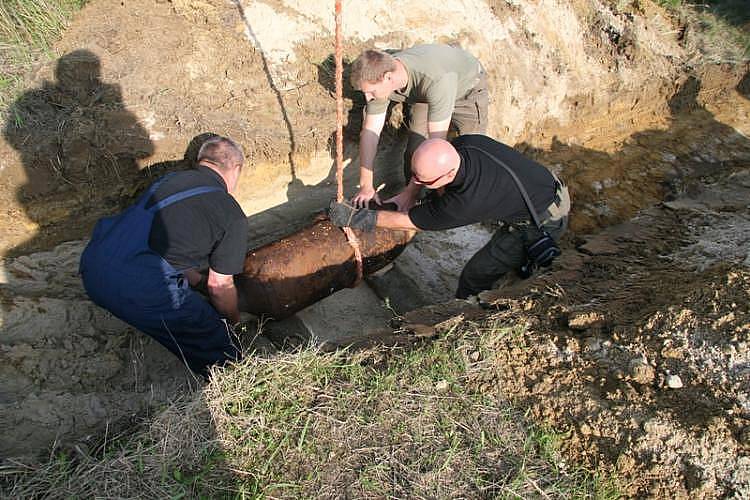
[0,2,749,494]
[3,74,748,463]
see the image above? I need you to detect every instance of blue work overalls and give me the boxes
[80,175,242,376]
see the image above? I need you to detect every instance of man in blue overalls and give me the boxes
[80,135,249,377]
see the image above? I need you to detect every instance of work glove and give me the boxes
[327,199,377,232]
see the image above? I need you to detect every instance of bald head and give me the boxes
[411,139,460,187]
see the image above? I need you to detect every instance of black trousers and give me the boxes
[455,215,568,299]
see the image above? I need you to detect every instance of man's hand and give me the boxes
[351,185,381,209]
[383,179,422,212]
[384,190,417,212]
[327,200,377,232]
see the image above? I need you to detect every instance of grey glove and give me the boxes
[327,200,377,232]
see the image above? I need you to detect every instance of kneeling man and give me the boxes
[81,136,248,376]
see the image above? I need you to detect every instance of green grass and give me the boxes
[655,0,750,62]
[0,0,86,109]
[656,0,750,25]
[1,317,622,499]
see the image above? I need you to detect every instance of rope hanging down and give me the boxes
[334,0,364,285]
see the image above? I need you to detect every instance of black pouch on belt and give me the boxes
[461,145,564,280]
[518,232,561,279]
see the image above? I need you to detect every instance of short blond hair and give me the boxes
[350,49,397,89]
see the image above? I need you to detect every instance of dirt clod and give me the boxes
[567,310,608,330]
[629,359,656,384]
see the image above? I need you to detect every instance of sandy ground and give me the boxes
[0,241,197,460]
[0,1,748,492]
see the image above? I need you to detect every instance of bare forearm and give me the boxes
[359,129,380,187]
[376,210,418,231]
[427,119,450,140]
[403,180,422,198]
[209,284,240,324]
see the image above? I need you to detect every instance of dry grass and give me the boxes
[1,317,620,498]
[0,397,222,498]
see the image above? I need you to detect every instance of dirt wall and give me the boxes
[0,0,701,255]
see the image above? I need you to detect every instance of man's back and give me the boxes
[397,44,481,97]
[148,167,248,276]
[408,135,557,230]
[365,44,483,121]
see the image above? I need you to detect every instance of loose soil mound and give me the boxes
[472,169,750,497]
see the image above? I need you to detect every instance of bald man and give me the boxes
[328,135,570,299]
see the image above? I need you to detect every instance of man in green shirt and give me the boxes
[349,43,489,209]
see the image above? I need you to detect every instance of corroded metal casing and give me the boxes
[236,219,415,319]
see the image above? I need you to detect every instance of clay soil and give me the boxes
[0,0,749,496]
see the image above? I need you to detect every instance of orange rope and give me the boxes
[335,0,344,203]
[335,0,363,285]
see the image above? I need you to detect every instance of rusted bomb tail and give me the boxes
[235,219,415,319]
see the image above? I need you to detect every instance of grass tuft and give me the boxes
[655,0,750,62]
[0,0,86,109]
[2,318,622,498]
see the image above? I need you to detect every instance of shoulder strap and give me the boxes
[463,145,544,229]
[149,186,224,213]
[136,173,176,208]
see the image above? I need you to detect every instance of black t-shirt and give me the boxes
[147,166,248,275]
[408,135,557,231]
